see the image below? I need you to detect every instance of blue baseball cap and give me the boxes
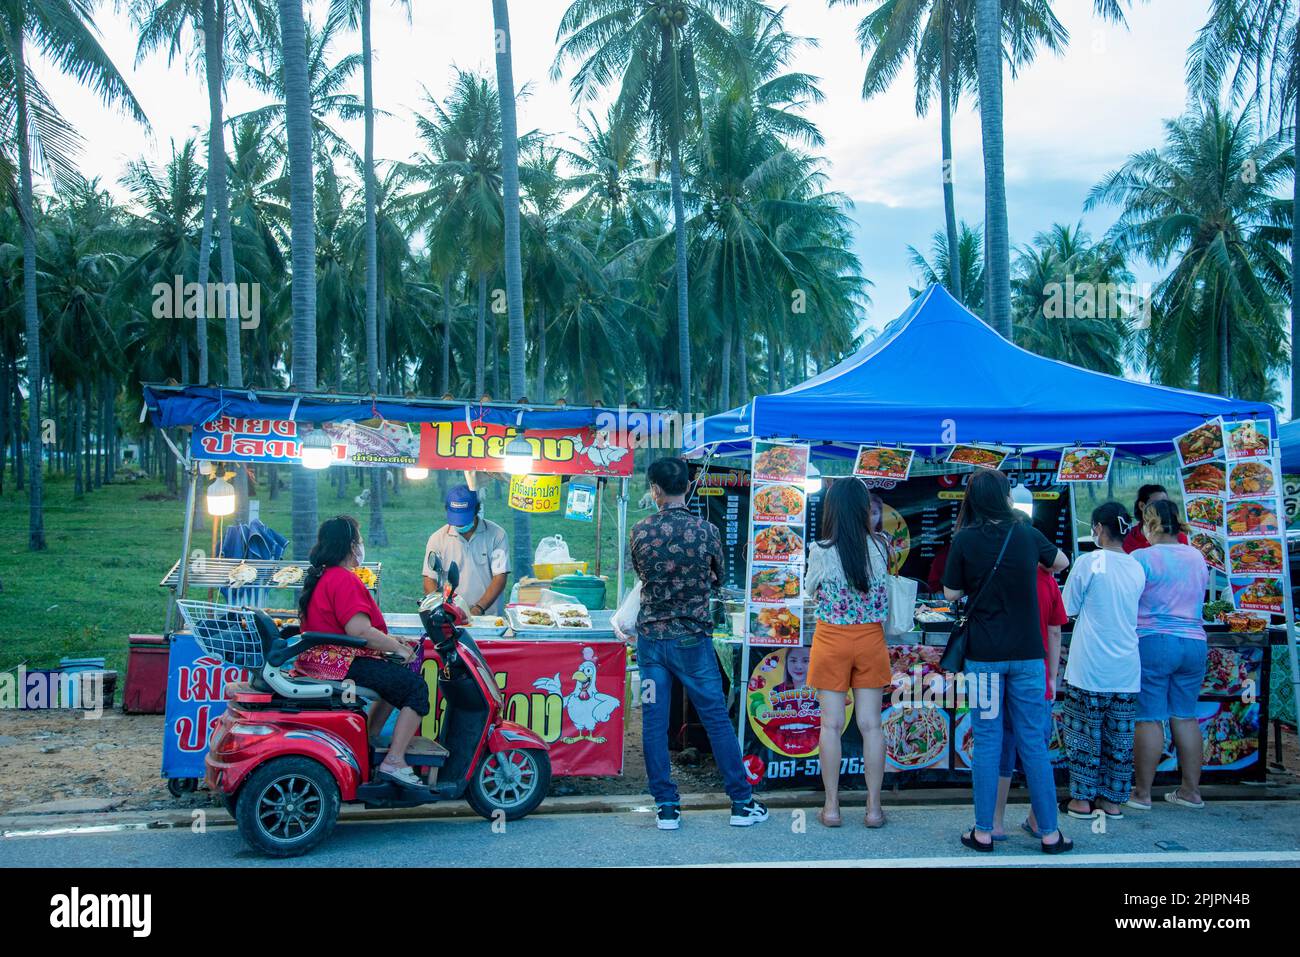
[445,484,480,526]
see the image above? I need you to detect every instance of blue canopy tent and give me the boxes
[1280,419,1300,474]
[684,284,1275,460]
[683,284,1297,727]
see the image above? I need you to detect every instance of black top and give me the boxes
[943,520,1059,662]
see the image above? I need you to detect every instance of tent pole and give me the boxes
[1268,454,1300,717]
[616,477,628,605]
[168,461,199,633]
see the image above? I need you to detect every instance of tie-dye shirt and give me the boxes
[1131,543,1209,642]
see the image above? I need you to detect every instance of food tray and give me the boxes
[507,607,617,638]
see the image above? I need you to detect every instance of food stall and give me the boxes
[682,284,1298,790]
[143,384,674,790]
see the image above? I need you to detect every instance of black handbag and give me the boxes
[939,524,1016,674]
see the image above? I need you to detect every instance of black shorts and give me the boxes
[346,656,430,716]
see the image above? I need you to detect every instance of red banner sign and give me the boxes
[418,421,633,477]
[479,639,626,776]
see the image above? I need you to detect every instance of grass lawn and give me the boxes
[0,468,639,675]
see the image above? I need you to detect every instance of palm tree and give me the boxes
[974,0,1131,339]
[1,0,146,549]
[908,220,984,313]
[833,0,1065,305]
[277,0,319,556]
[1087,101,1291,399]
[492,0,528,409]
[555,0,766,412]
[1189,0,1300,417]
[1011,223,1135,375]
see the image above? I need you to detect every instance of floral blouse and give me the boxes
[804,538,889,625]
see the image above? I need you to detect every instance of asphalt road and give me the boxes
[3,799,1299,868]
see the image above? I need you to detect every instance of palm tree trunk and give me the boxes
[669,142,692,410]
[280,0,319,557]
[441,274,452,394]
[15,30,45,548]
[975,0,1012,339]
[720,328,732,410]
[535,298,547,401]
[738,330,749,406]
[476,271,487,395]
[361,0,379,397]
[493,0,528,405]
[1218,288,1231,396]
[195,195,213,384]
[940,5,962,302]
[205,0,241,387]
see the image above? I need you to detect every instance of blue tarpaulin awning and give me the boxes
[684,285,1276,459]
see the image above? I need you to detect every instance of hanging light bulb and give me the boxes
[206,475,236,517]
[1011,483,1034,518]
[404,466,429,481]
[804,462,823,496]
[503,434,534,476]
[299,427,334,470]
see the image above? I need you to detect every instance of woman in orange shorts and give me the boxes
[805,478,891,828]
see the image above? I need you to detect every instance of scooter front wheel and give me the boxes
[467,747,551,822]
[235,757,340,858]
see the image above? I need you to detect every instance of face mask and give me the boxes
[454,519,476,534]
[353,541,365,565]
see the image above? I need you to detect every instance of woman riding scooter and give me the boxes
[296,515,428,788]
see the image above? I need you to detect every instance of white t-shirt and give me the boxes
[1062,548,1146,694]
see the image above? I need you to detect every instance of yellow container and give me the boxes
[532,560,588,579]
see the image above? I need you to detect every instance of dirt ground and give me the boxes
[2,705,1295,815]
[0,704,722,814]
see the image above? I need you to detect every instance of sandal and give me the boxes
[817,808,843,828]
[1020,820,1044,839]
[960,829,995,852]
[378,763,424,790]
[1123,798,1152,811]
[864,811,887,829]
[1060,798,1098,820]
[1165,789,1205,809]
[1041,833,1074,855]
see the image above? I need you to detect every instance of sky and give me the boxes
[36,0,1255,394]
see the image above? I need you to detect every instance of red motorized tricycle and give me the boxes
[179,563,550,857]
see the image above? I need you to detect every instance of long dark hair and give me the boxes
[1134,483,1166,524]
[955,468,1015,532]
[298,515,361,618]
[819,477,875,593]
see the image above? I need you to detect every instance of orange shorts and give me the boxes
[807,621,890,692]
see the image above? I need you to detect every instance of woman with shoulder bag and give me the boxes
[805,479,892,829]
[942,469,1072,853]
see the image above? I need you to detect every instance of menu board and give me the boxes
[744,442,810,647]
[687,463,750,592]
[809,470,1074,585]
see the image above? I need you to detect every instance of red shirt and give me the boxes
[1036,567,1068,698]
[297,566,386,680]
[1122,527,1188,553]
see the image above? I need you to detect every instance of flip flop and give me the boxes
[960,829,995,852]
[1041,834,1074,855]
[1060,798,1098,820]
[1021,820,1044,839]
[1098,805,1124,820]
[989,831,1009,842]
[1123,799,1152,811]
[1165,790,1205,809]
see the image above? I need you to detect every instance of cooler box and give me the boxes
[532,560,588,579]
[124,634,169,714]
[548,573,607,611]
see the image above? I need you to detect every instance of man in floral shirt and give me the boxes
[629,457,767,831]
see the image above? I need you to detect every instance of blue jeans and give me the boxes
[966,658,1059,835]
[637,632,752,805]
[998,692,1053,777]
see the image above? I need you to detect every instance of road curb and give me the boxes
[3,781,1295,834]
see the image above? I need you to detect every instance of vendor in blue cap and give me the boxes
[422,483,510,617]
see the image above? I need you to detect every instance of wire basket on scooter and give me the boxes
[176,600,266,669]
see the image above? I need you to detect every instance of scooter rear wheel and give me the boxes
[235,757,340,857]
[467,747,551,822]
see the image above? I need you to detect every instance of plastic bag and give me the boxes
[884,575,918,637]
[534,534,572,566]
[612,581,642,641]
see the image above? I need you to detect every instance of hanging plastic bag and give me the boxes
[612,581,642,642]
[534,534,572,566]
